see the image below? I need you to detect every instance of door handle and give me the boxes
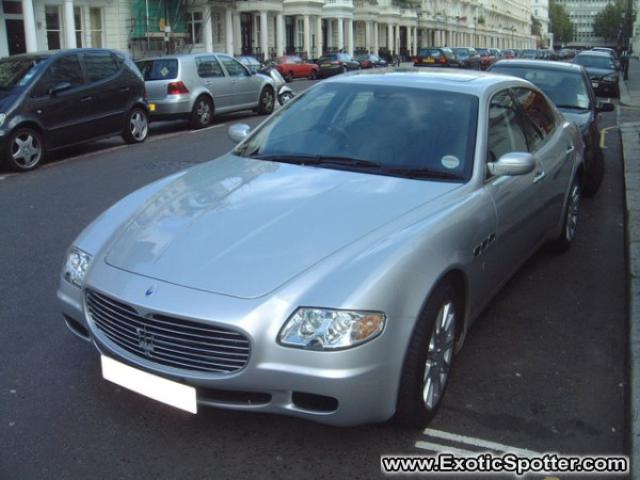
[566,144,575,153]
[533,170,546,183]
[79,96,93,102]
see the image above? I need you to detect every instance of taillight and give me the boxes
[439,57,446,65]
[167,81,189,95]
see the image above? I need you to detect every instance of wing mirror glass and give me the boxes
[228,123,251,144]
[487,152,536,177]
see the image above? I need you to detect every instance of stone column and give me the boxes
[412,27,417,55]
[303,14,310,58]
[373,21,379,54]
[347,18,354,56]
[260,11,268,59]
[337,17,344,51]
[21,0,38,52]
[276,14,285,56]
[387,23,393,53]
[203,6,213,52]
[63,0,76,48]
[233,12,242,55]
[365,21,371,53]
[225,9,234,55]
[317,16,323,57]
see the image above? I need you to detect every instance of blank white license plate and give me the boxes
[592,82,599,88]
[101,355,197,413]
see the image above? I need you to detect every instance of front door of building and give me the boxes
[6,19,26,55]
[240,13,253,54]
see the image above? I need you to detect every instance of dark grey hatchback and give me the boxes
[0,49,148,172]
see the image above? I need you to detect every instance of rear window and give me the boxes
[136,59,178,81]
[574,55,614,70]
[418,49,441,57]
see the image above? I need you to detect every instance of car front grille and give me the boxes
[86,289,250,374]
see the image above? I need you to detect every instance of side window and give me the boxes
[196,56,224,78]
[219,56,250,77]
[31,54,84,97]
[83,51,119,83]
[487,90,529,167]
[513,87,556,148]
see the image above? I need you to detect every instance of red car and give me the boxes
[274,56,319,82]
[477,48,496,70]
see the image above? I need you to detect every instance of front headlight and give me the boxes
[278,308,385,350]
[62,247,92,287]
[0,113,6,128]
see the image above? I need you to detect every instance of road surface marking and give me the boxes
[599,126,618,149]
[418,428,542,457]
[189,123,226,134]
[414,440,478,456]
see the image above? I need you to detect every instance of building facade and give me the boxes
[554,0,610,46]
[0,0,536,59]
[531,0,552,47]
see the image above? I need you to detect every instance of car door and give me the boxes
[24,53,91,149]
[80,50,127,137]
[512,87,573,232]
[483,89,550,281]
[196,55,234,111]
[217,55,258,107]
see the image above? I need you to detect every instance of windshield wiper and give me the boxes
[249,153,383,169]
[382,167,465,181]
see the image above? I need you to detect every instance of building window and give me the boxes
[2,1,22,14]
[74,7,83,47]
[187,11,204,45]
[45,5,62,50]
[88,8,103,47]
[296,18,304,48]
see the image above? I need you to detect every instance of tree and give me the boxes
[531,15,542,36]
[593,0,635,44]
[549,0,573,43]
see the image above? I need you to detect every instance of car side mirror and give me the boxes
[597,102,614,113]
[228,123,251,143]
[487,152,536,177]
[48,81,72,96]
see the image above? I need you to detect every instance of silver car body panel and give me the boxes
[59,70,583,426]
[141,53,273,117]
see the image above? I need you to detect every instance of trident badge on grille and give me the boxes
[135,326,155,357]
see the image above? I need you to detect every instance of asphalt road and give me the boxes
[0,80,627,480]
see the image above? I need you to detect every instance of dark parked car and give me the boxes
[414,48,461,68]
[452,48,481,69]
[355,53,387,68]
[489,59,614,196]
[573,51,620,98]
[317,53,361,78]
[521,49,540,59]
[0,49,148,172]
[477,48,497,69]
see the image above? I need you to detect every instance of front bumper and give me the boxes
[317,66,343,78]
[58,264,404,426]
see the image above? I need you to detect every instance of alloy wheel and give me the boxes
[422,301,456,410]
[196,99,211,125]
[11,131,42,169]
[565,183,580,242]
[130,110,148,141]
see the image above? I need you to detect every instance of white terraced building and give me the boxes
[0,0,536,59]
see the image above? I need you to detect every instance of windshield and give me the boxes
[235,83,478,181]
[453,48,470,57]
[491,66,590,110]
[136,59,178,80]
[0,57,46,90]
[574,55,614,70]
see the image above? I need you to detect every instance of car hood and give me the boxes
[583,66,615,79]
[558,109,592,134]
[105,155,460,299]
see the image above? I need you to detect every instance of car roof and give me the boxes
[491,59,584,72]
[137,53,230,61]
[3,48,118,62]
[576,51,612,58]
[324,68,531,96]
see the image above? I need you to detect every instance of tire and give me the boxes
[309,69,317,80]
[190,95,213,129]
[582,145,604,197]
[5,127,45,172]
[395,281,460,428]
[257,87,275,115]
[342,65,348,74]
[549,176,581,252]
[122,107,149,144]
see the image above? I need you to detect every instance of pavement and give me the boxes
[620,59,640,479]
[0,75,629,480]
